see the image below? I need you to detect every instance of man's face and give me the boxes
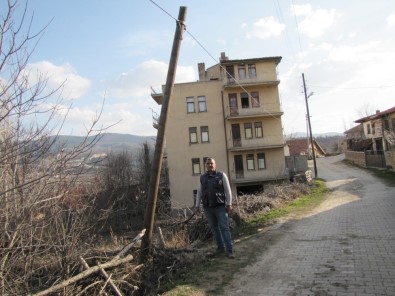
[206,159,216,172]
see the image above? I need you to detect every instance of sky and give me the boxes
[4,0,395,137]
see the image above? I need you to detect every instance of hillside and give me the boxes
[51,133,155,155]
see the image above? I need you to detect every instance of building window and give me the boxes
[392,119,395,130]
[189,127,198,143]
[187,97,195,113]
[254,122,263,138]
[198,96,207,112]
[238,64,246,79]
[248,64,256,78]
[244,123,253,139]
[384,119,390,130]
[367,123,371,134]
[192,158,201,175]
[258,153,266,169]
[201,126,209,142]
[247,154,255,170]
[372,122,376,134]
[251,91,260,108]
[241,92,249,108]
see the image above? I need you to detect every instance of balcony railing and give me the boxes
[228,136,285,151]
[223,76,279,88]
[229,167,288,183]
[226,103,283,118]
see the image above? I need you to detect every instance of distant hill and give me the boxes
[50,133,155,155]
[287,132,343,138]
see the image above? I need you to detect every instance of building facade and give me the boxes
[152,53,288,209]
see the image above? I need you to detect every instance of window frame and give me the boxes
[246,154,255,170]
[254,122,263,138]
[187,97,195,113]
[201,126,209,143]
[241,92,249,108]
[251,91,260,108]
[244,122,253,139]
[248,64,256,78]
[367,123,371,134]
[189,127,198,144]
[198,96,207,112]
[257,153,266,170]
[238,64,246,80]
[192,158,201,175]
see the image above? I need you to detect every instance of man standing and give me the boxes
[195,157,235,258]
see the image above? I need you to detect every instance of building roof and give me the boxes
[354,106,395,123]
[344,123,363,134]
[220,55,282,65]
[286,138,326,156]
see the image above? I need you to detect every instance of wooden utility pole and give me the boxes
[302,73,318,178]
[140,6,187,261]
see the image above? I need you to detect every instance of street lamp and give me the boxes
[302,73,318,178]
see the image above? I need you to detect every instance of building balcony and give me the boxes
[151,109,160,130]
[151,92,163,105]
[229,168,288,184]
[225,103,283,119]
[228,136,285,151]
[223,77,280,88]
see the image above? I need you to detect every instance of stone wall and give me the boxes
[385,151,395,169]
[345,151,366,167]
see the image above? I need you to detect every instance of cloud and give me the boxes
[60,101,158,136]
[291,4,337,38]
[246,17,285,39]
[387,12,395,28]
[26,61,91,99]
[105,60,195,99]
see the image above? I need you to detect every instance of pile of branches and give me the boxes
[232,182,311,222]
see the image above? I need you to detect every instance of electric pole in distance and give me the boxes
[302,73,318,178]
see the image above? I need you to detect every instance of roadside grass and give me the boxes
[367,167,395,185]
[161,179,329,296]
[234,178,329,237]
[343,159,395,186]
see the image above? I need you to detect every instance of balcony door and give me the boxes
[226,65,235,83]
[232,124,241,147]
[234,155,244,179]
[229,93,238,116]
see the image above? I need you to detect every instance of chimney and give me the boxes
[376,110,380,114]
[198,63,206,80]
[220,52,229,62]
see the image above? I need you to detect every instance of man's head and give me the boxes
[205,157,216,173]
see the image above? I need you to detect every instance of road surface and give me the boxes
[221,154,395,296]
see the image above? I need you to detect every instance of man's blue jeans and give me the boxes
[203,205,233,253]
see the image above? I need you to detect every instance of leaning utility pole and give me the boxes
[140,6,187,261]
[302,73,318,178]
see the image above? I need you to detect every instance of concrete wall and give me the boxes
[166,80,226,208]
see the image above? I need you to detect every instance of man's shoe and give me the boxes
[207,248,225,258]
[214,248,225,256]
[226,252,235,259]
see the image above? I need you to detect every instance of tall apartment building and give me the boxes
[152,52,288,209]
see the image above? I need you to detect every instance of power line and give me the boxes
[310,84,395,90]
[148,0,284,124]
[148,0,177,22]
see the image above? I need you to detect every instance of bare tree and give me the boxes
[0,1,107,294]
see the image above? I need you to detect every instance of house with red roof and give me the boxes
[345,106,395,169]
[286,138,326,159]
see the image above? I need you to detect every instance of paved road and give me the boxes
[221,154,395,296]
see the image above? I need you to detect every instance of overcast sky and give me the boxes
[6,0,395,136]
